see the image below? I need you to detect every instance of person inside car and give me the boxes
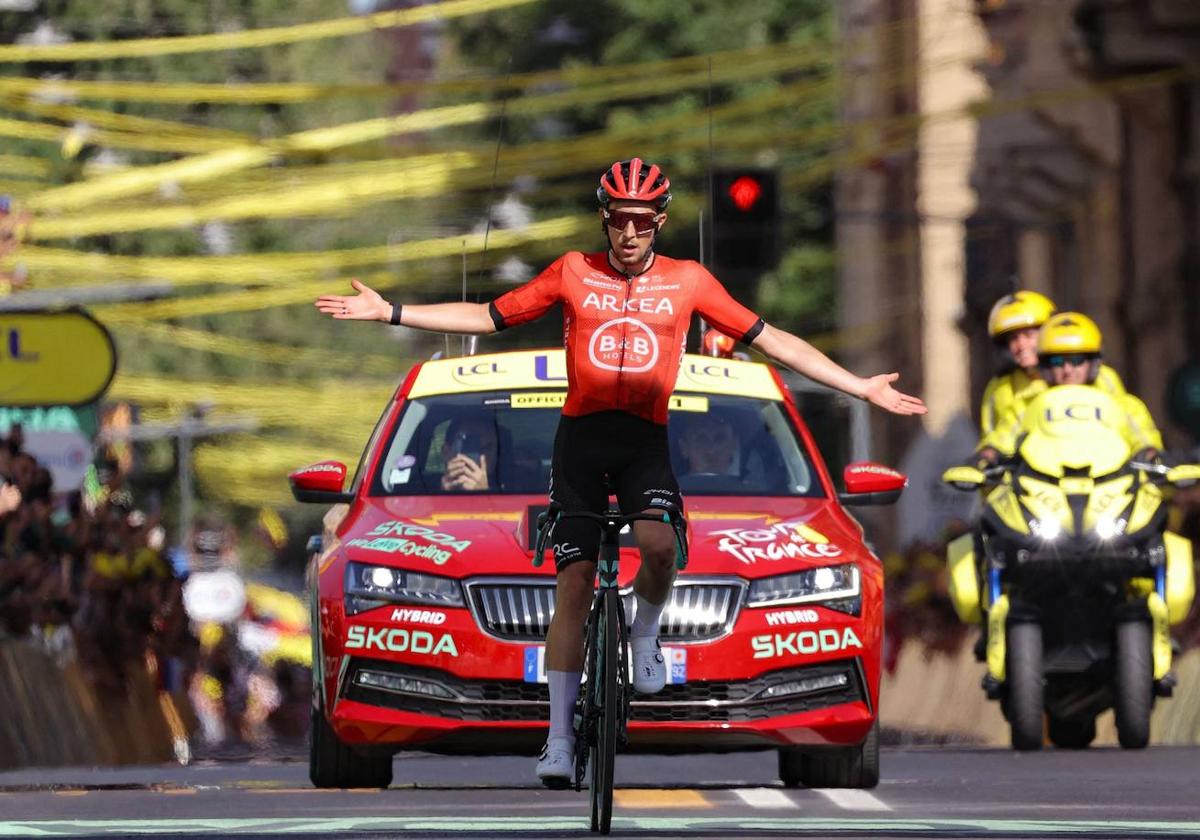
[316,157,926,788]
[676,413,740,485]
[439,416,499,492]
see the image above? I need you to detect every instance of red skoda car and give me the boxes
[290,349,904,790]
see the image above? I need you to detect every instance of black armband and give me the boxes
[488,301,508,332]
[390,303,403,326]
[740,318,766,344]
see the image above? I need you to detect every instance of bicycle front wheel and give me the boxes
[589,587,622,835]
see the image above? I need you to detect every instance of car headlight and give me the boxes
[747,563,860,615]
[344,562,464,615]
[1095,516,1128,541]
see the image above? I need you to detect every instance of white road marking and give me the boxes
[735,788,796,809]
[816,788,891,811]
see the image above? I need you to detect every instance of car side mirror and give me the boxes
[942,464,986,492]
[838,461,906,506]
[289,460,355,504]
[1166,464,1200,488]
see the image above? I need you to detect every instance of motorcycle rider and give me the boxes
[978,292,1127,457]
[983,312,1162,459]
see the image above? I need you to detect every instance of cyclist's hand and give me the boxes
[315,279,390,321]
[443,454,489,491]
[862,373,927,416]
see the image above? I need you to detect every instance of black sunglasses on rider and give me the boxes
[603,208,662,235]
[1042,353,1095,368]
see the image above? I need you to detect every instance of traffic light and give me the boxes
[710,167,779,298]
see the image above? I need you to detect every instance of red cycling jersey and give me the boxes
[489,251,764,424]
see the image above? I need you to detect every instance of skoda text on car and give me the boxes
[291,348,905,789]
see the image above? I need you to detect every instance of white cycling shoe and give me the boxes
[632,635,667,694]
[536,736,575,789]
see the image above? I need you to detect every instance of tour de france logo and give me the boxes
[587,317,659,373]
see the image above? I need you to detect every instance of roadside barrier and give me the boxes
[0,641,184,769]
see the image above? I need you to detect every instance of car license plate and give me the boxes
[523,646,687,684]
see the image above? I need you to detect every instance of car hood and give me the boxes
[341,495,867,579]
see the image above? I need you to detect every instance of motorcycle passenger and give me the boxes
[983,312,1163,460]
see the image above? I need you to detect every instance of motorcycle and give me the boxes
[941,384,1198,750]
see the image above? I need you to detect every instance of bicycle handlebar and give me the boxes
[532,508,689,571]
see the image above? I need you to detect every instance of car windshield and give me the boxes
[368,390,822,498]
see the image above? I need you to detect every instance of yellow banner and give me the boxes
[0,0,539,63]
[0,310,115,406]
[511,392,567,409]
[408,350,784,401]
[510,392,709,412]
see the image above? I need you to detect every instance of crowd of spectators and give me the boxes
[0,425,195,695]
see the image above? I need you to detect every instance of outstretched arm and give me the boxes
[315,280,496,335]
[750,324,927,416]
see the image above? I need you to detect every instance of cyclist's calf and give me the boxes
[545,560,596,672]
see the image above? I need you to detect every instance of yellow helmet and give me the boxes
[1038,312,1102,355]
[987,291,1056,339]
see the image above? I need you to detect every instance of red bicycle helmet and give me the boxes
[596,158,672,210]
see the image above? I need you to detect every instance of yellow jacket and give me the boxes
[985,382,1164,458]
[979,363,1127,439]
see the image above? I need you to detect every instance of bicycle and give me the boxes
[533,507,688,835]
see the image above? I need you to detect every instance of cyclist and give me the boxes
[983,312,1162,458]
[316,157,926,787]
[976,291,1127,465]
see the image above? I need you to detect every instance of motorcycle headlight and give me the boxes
[747,563,861,615]
[1029,517,1062,542]
[1095,516,1128,541]
[344,562,464,615]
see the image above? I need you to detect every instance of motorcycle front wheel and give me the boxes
[1114,620,1152,749]
[1006,622,1044,751]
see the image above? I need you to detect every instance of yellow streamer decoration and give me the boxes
[117,320,411,376]
[23,213,588,287]
[88,218,588,322]
[0,114,259,155]
[0,154,49,178]
[109,372,395,434]
[24,49,831,218]
[1,96,254,145]
[0,0,539,63]
[0,39,826,104]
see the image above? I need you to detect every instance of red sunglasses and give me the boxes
[603,208,662,235]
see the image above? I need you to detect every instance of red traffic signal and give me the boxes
[727,175,763,212]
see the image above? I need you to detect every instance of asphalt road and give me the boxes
[0,747,1197,839]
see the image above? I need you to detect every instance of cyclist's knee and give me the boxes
[638,537,676,573]
[633,516,676,571]
[555,562,596,611]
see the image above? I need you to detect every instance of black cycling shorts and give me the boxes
[548,410,681,571]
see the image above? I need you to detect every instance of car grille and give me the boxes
[342,658,863,723]
[464,578,745,642]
